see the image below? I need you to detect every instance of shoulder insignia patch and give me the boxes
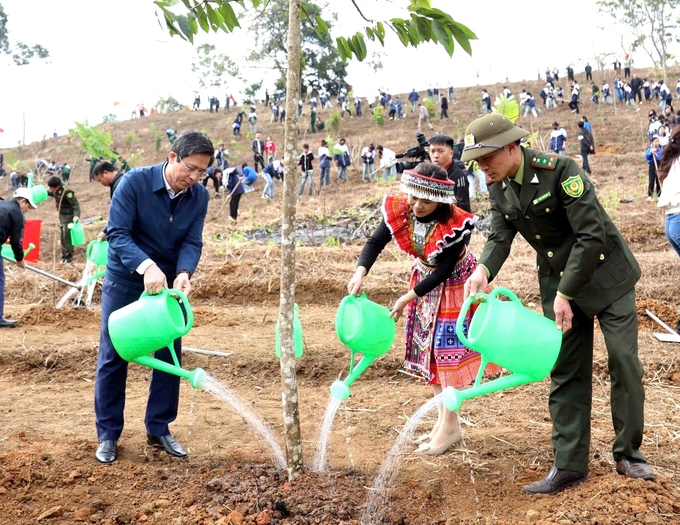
[530,155,559,170]
[66,192,73,198]
[561,175,584,198]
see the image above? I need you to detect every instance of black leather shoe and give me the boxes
[616,457,655,480]
[0,318,18,328]
[147,434,187,458]
[523,466,588,495]
[95,440,117,464]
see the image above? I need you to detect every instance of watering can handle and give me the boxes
[456,292,488,348]
[488,287,521,304]
[86,241,94,260]
[140,288,194,335]
[170,287,194,333]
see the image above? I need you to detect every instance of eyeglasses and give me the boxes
[178,156,206,177]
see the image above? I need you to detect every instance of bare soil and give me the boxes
[1,71,680,524]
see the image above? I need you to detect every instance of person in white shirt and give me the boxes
[657,126,680,263]
[376,145,396,181]
[549,122,568,155]
[417,103,433,131]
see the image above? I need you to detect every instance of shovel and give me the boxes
[646,309,680,343]
[2,254,82,290]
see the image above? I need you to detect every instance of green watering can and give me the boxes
[109,288,205,389]
[31,185,48,204]
[275,304,304,358]
[86,240,109,267]
[1,243,35,261]
[330,293,396,401]
[442,287,562,412]
[68,219,85,246]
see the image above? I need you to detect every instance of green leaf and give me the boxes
[177,15,194,41]
[365,26,375,41]
[198,11,210,33]
[351,33,367,61]
[404,20,421,46]
[336,36,352,61]
[219,2,240,31]
[449,24,472,55]
[430,20,454,55]
[206,4,222,30]
[315,15,328,35]
[376,21,385,41]
[392,21,410,47]
[492,93,520,123]
[412,15,433,41]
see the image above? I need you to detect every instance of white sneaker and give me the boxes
[646,196,653,201]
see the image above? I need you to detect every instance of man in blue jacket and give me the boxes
[93,131,214,465]
[408,88,419,111]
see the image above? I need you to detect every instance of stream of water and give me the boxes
[201,374,286,470]
[312,396,343,471]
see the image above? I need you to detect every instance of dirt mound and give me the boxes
[20,303,100,328]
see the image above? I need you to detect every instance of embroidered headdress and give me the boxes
[400,169,457,204]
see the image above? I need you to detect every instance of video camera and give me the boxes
[394,132,431,173]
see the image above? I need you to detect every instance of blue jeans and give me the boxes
[382,165,396,181]
[262,171,274,198]
[666,213,680,257]
[94,278,182,440]
[319,167,330,187]
[299,169,314,196]
[337,165,348,181]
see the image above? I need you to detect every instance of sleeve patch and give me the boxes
[66,192,73,198]
[530,155,559,170]
[561,175,584,198]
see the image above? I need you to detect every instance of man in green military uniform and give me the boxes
[47,176,81,263]
[60,163,71,183]
[461,113,654,494]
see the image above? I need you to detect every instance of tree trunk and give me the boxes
[278,0,304,480]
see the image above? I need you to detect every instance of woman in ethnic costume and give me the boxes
[347,162,501,455]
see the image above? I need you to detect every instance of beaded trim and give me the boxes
[400,169,456,204]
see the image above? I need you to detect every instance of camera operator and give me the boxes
[429,134,471,213]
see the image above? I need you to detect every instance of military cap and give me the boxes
[461,113,530,162]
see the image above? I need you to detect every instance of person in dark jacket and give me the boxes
[92,162,126,241]
[440,96,449,119]
[202,166,223,199]
[429,134,471,213]
[577,121,595,175]
[47,176,81,263]
[0,188,36,327]
[225,166,245,222]
[93,131,213,466]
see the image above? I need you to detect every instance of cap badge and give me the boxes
[464,134,475,146]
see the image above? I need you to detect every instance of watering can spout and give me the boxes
[330,354,377,401]
[442,373,534,412]
[132,355,206,389]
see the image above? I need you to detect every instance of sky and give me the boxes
[0,0,648,149]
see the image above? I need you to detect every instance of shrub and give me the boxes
[124,132,141,148]
[154,134,162,152]
[327,111,342,131]
[373,106,385,127]
[423,98,436,118]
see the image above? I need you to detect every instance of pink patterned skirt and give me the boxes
[402,251,502,389]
